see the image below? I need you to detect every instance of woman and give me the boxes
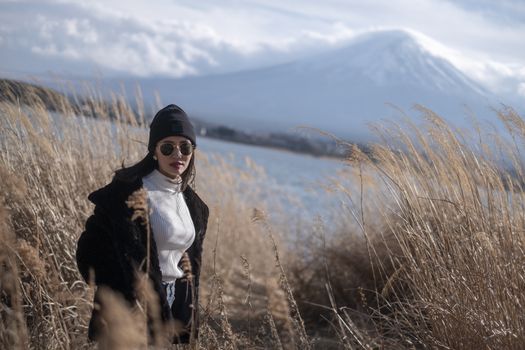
[76,104,209,345]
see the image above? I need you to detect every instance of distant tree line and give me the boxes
[0,78,370,159]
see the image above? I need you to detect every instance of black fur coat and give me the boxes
[76,176,209,344]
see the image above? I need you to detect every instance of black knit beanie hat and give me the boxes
[148,104,196,152]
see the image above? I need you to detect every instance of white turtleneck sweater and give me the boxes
[142,170,195,282]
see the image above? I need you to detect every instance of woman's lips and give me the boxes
[169,161,184,168]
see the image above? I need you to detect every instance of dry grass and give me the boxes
[300,106,525,349]
[0,88,297,349]
[1,83,525,349]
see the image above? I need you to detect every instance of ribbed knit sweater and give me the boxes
[142,170,195,282]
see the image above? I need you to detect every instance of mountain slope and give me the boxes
[127,30,499,140]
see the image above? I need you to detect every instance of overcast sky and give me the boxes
[1,0,524,97]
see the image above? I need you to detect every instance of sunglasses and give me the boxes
[158,141,194,157]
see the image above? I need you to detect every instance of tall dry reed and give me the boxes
[315,106,525,348]
[0,84,296,349]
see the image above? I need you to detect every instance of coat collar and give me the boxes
[88,175,207,235]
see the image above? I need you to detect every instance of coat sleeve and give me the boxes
[76,206,119,286]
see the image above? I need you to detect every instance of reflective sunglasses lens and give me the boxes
[159,143,174,156]
[180,142,193,156]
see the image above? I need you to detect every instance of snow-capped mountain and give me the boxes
[126,30,502,140]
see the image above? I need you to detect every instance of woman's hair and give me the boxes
[114,152,196,191]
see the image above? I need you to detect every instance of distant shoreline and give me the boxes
[1,77,366,160]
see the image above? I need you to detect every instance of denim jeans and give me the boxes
[162,280,176,308]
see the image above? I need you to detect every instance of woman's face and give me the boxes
[154,135,194,179]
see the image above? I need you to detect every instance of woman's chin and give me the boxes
[158,168,181,179]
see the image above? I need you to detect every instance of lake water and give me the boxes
[198,137,352,228]
[41,111,353,234]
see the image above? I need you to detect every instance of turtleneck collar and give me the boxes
[143,169,182,194]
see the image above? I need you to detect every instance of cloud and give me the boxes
[0,1,239,77]
[0,1,360,77]
[518,83,525,98]
[0,0,524,99]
